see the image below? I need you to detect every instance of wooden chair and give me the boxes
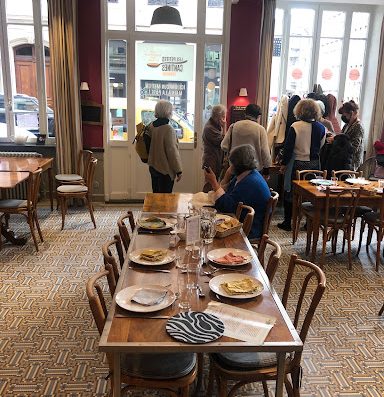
[206,254,326,397]
[256,234,281,283]
[86,269,198,397]
[57,158,97,230]
[305,187,361,269]
[0,168,43,251]
[358,156,377,180]
[235,202,255,237]
[102,234,125,295]
[250,190,279,247]
[293,169,327,243]
[55,149,93,185]
[117,210,136,252]
[356,191,384,271]
[379,303,384,316]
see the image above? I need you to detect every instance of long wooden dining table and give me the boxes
[292,180,383,260]
[99,193,302,397]
[0,156,54,210]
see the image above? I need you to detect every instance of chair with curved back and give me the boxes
[379,303,384,316]
[102,234,125,295]
[293,169,327,243]
[206,254,326,397]
[117,210,136,252]
[86,269,198,397]
[55,149,93,185]
[0,168,43,251]
[358,156,377,180]
[250,190,279,247]
[235,202,255,237]
[57,157,97,230]
[356,190,384,272]
[256,234,282,283]
[305,187,361,269]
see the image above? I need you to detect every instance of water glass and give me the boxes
[186,259,201,290]
[177,266,192,311]
[378,179,384,191]
[331,176,338,186]
[200,207,217,244]
[175,246,187,269]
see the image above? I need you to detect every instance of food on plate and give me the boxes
[220,278,262,295]
[216,217,239,232]
[130,288,168,306]
[139,249,168,262]
[139,216,167,229]
[214,251,247,264]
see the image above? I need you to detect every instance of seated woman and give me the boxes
[204,144,271,240]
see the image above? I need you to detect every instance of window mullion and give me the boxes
[32,0,47,135]
[280,5,290,95]
[310,5,322,92]
[338,9,352,105]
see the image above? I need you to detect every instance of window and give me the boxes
[0,0,54,140]
[270,3,371,118]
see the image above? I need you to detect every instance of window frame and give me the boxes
[275,1,373,115]
[0,0,50,142]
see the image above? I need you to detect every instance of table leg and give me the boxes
[47,167,54,211]
[275,352,286,397]
[113,352,121,397]
[311,204,321,262]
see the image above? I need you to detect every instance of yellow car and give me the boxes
[109,98,194,143]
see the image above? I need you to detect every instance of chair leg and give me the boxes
[366,226,374,252]
[357,219,366,256]
[180,384,189,397]
[60,197,67,230]
[347,228,352,270]
[262,380,270,397]
[379,303,384,316]
[193,353,204,397]
[27,216,39,252]
[85,196,96,228]
[206,360,215,397]
[305,219,312,256]
[321,228,327,268]
[34,211,44,242]
[284,375,294,397]
[375,229,383,272]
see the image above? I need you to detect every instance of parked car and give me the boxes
[0,122,37,143]
[0,93,55,136]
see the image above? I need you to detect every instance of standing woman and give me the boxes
[278,99,326,231]
[147,100,182,193]
[202,104,226,192]
[338,100,364,171]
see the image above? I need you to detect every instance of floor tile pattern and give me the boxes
[0,206,383,396]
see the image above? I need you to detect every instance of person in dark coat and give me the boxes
[202,104,226,192]
[325,134,353,177]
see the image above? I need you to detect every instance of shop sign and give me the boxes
[137,42,194,81]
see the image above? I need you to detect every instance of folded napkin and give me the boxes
[131,288,168,306]
[190,192,215,210]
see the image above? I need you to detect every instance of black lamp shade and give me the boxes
[150,6,182,26]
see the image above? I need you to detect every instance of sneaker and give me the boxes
[277,221,292,231]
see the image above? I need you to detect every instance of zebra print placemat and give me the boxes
[166,311,224,344]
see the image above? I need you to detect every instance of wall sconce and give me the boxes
[80,81,90,91]
[150,6,182,29]
[239,88,248,97]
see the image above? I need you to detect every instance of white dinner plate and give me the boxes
[207,248,252,267]
[209,273,264,299]
[129,248,176,266]
[345,178,371,185]
[115,284,175,313]
[138,217,173,230]
[310,179,333,186]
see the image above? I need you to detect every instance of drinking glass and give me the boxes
[331,176,338,186]
[186,257,201,290]
[200,207,217,244]
[177,266,192,310]
[175,246,187,269]
[378,179,384,191]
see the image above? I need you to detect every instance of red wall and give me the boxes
[76,0,263,147]
[227,0,263,111]
[78,0,103,148]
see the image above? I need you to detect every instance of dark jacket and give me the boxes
[325,134,353,176]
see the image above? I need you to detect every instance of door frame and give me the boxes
[102,0,232,201]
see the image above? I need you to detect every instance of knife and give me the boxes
[115,314,171,319]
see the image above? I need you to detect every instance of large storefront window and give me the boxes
[270,3,371,118]
[0,0,53,140]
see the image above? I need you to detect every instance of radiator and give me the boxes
[4,180,28,200]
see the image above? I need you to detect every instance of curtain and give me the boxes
[367,16,384,158]
[48,0,82,173]
[256,0,276,129]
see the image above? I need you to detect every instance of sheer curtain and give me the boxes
[48,0,82,173]
[368,16,384,157]
[256,0,276,129]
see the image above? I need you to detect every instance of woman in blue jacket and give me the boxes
[204,144,271,240]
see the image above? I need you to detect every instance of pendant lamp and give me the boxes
[150,6,182,27]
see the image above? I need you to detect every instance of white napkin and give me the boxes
[190,192,215,210]
[131,288,168,306]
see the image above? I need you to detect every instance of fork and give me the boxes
[128,266,170,273]
[202,268,245,276]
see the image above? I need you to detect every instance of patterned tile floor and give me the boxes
[0,205,384,396]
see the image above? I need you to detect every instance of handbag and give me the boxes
[133,122,151,163]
